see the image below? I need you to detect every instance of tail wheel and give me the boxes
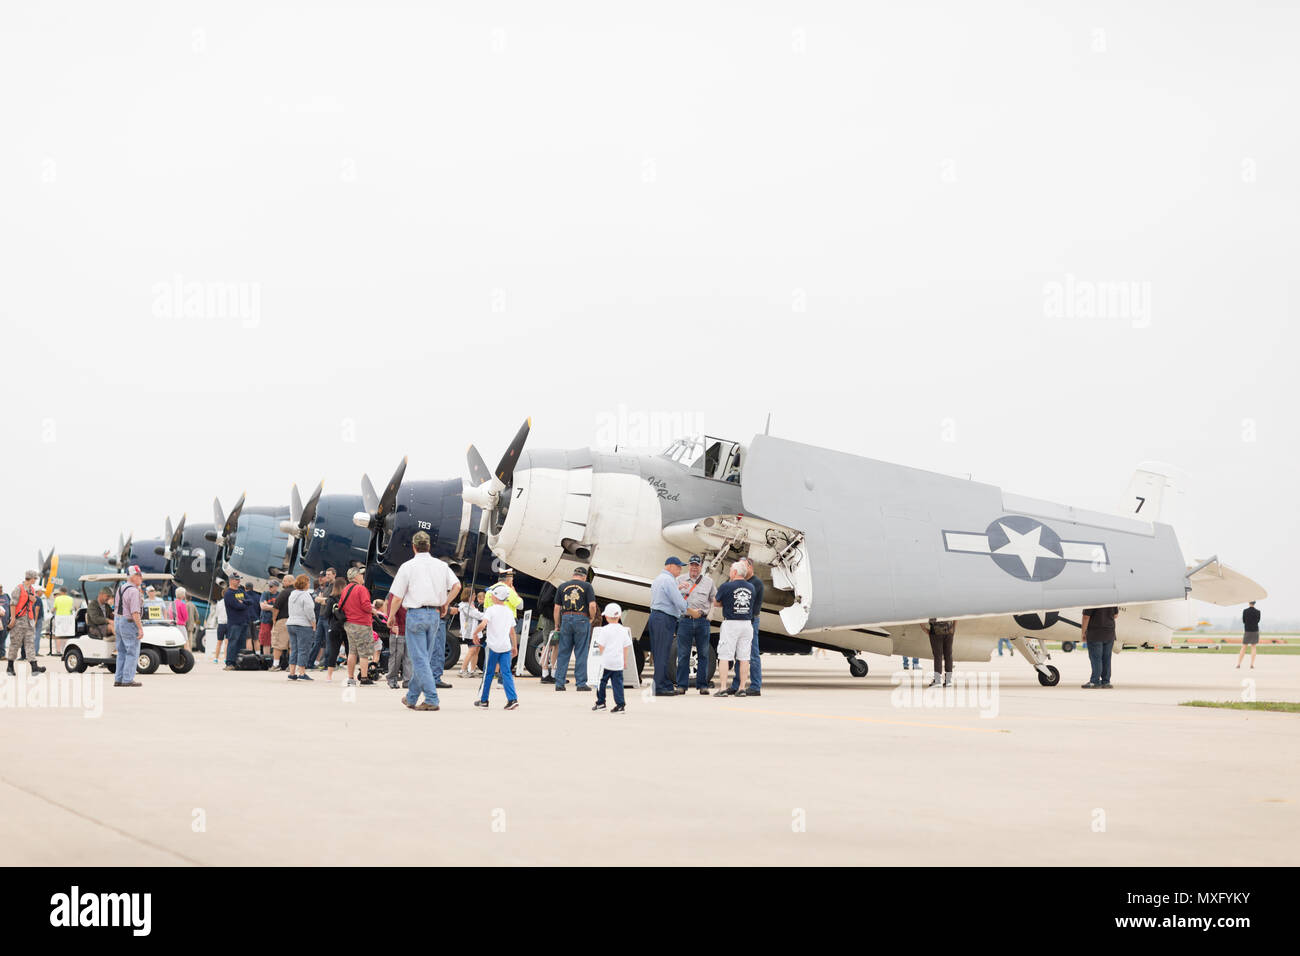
[1037,665,1061,687]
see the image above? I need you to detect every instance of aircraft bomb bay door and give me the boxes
[740,435,1189,633]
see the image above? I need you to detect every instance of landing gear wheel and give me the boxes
[170,648,195,674]
[136,647,161,676]
[1061,641,1076,653]
[1037,665,1061,687]
[443,632,462,672]
[523,632,546,677]
[848,657,869,678]
[63,647,86,673]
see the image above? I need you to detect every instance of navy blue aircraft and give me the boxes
[214,492,299,592]
[348,445,555,674]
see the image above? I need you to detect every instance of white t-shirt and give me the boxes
[389,552,460,609]
[480,603,516,653]
[593,623,633,670]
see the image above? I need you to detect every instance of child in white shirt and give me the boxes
[591,603,633,714]
[472,585,519,710]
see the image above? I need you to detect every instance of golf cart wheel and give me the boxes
[443,631,462,672]
[170,649,195,674]
[137,647,162,676]
[63,647,87,674]
[1037,665,1061,687]
[1061,641,1076,653]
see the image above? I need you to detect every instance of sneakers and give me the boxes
[699,688,710,695]
[436,680,452,689]
[592,702,607,711]
[402,698,417,710]
[288,674,299,681]
[504,700,519,710]
[1081,682,1099,689]
[474,700,489,709]
[745,689,761,697]
[575,684,592,692]
[387,681,399,689]
[224,665,237,671]
[415,702,439,711]
[457,669,468,679]
[734,689,748,698]
[346,678,358,687]
[611,704,626,714]
[114,681,142,688]
[540,674,555,684]
[713,689,732,697]
[298,674,313,681]
[359,677,374,685]
[555,685,567,692]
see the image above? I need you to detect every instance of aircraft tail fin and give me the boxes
[1120,463,1177,520]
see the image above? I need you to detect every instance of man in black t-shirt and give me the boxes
[270,577,294,671]
[1237,601,1261,669]
[552,567,598,691]
[1081,606,1119,688]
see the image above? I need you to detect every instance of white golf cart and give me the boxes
[62,573,196,676]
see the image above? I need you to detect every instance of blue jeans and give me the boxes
[479,648,518,703]
[115,620,141,683]
[432,615,447,684]
[288,625,313,668]
[554,615,591,689]
[598,668,625,707]
[730,619,762,692]
[1086,640,1113,685]
[648,610,677,694]
[404,608,440,707]
[997,638,1013,656]
[224,622,248,665]
[307,616,328,667]
[675,615,711,689]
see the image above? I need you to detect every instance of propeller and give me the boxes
[211,493,246,548]
[463,417,531,510]
[38,547,54,585]
[168,514,187,559]
[118,533,134,570]
[353,457,408,531]
[280,480,324,570]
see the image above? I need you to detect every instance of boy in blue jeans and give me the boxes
[592,603,633,714]
[472,585,519,710]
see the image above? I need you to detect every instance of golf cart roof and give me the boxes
[78,573,175,583]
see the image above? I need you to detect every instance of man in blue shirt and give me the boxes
[648,556,688,696]
[222,572,259,669]
[729,557,765,696]
[715,563,757,697]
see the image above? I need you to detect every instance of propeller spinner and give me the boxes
[463,417,531,510]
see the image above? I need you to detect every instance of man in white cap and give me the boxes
[591,603,633,714]
[5,570,46,676]
[112,566,146,687]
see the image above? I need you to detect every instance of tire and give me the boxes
[63,647,86,674]
[1061,641,1076,653]
[524,632,546,677]
[1037,664,1061,687]
[170,648,195,674]
[633,641,647,681]
[136,647,162,676]
[848,657,869,677]
[443,631,462,671]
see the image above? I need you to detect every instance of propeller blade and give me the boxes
[223,492,246,541]
[213,498,226,531]
[360,474,380,517]
[494,417,532,487]
[467,445,491,487]
[376,457,408,522]
[300,480,324,531]
[165,516,174,544]
[171,514,187,553]
[290,484,303,525]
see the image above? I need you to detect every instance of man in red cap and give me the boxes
[112,566,146,687]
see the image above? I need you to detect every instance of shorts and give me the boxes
[271,620,290,651]
[717,619,753,661]
[258,622,272,647]
[344,622,372,658]
[1242,631,1259,646]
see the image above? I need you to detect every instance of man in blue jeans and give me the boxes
[730,557,764,696]
[113,566,146,687]
[386,531,461,711]
[1081,605,1118,688]
[306,568,336,668]
[676,554,717,694]
[649,557,688,696]
[553,566,598,691]
[222,572,258,669]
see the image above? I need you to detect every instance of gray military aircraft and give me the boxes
[463,423,1264,684]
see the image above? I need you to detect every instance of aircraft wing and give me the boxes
[740,435,1189,634]
[1184,558,1267,606]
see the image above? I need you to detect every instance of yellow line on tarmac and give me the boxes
[723,706,1007,734]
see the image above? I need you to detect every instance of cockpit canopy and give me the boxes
[659,435,744,483]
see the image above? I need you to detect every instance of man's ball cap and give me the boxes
[664,556,684,567]
[127,565,143,576]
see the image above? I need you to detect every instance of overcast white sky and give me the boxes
[2,2,1296,617]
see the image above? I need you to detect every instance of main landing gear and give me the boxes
[1011,634,1060,686]
[842,651,869,678]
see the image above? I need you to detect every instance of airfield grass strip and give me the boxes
[1179,700,1300,713]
